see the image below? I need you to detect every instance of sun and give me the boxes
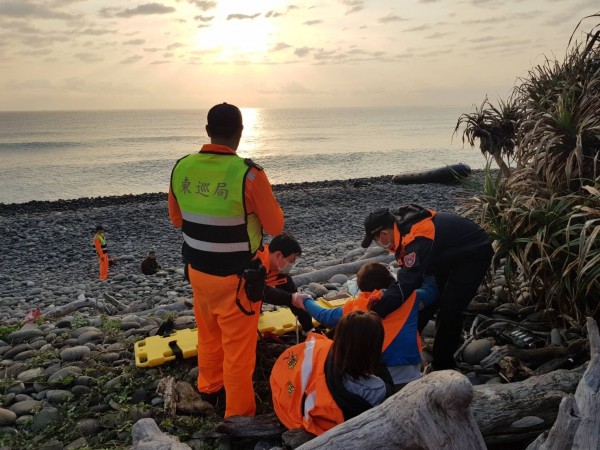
[193,3,277,62]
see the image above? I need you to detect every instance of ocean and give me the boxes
[0,107,486,204]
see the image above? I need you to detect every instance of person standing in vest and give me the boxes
[93,225,109,280]
[270,310,394,436]
[361,205,493,371]
[168,103,284,418]
[293,262,438,390]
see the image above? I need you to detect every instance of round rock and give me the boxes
[462,339,493,365]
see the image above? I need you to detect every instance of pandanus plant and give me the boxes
[463,15,600,326]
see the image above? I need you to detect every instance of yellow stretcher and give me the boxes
[134,297,350,368]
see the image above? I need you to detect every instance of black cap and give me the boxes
[361,208,394,248]
[95,225,104,232]
[207,103,243,138]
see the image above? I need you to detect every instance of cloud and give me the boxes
[404,24,431,32]
[378,14,408,23]
[266,6,298,18]
[194,15,213,22]
[123,39,145,45]
[294,46,312,57]
[0,1,76,19]
[425,32,450,39]
[227,13,260,20]
[469,35,497,43]
[81,28,111,36]
[115,3,175,18]
[167,42,184,50]
[74,52,103,62]
[189,1,216,11]
[144,47,160,52]
[0,21,39,33]
[419,0,441,2]
[259,81,312,95]
[304,20,322,26]
[120,55,143,64]
[341,0,364,14]
[271,42,291,52]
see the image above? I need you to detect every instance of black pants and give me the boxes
[418,245,494,369]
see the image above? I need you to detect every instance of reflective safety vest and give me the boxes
[393,208,437,266]
[94,233,107,255]
[170,152,263,276]
[342,290,421,353]
[270,333,344,436]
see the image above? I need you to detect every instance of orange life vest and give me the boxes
[393,210,436,266]
[270,333,344,435]
[342,290,421,352]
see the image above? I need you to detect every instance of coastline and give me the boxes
[0,171,484,322]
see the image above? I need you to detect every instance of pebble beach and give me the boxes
[0,174,481,449]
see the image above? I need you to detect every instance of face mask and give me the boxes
[375,231,393,251]
[278,262,294,274]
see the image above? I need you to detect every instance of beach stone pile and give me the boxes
[3,172,584,448]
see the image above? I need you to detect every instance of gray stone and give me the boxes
[31,406,61,432]
[99,352,120,364]
[64,437,88,450]
[71,385,91,398]
[10,399,41,416]
[14,349,38,361]
[6,382,25,395]
[46,389,75,404]
[17,367,45,382]
[39,438,64,450]
[77,418,103,436]
[307,282,329,298]
[48,366,82,385]
[511,416,545,428]
[3,343,33,360]
[462,339,493,365]
[76,330,103,345]
[6,328,45,344]
[0,408,17,426]
[60,345,90,362]
[104,374,126,390]
[130,418,192,450]
[329,274,349,285]
[71,326,100,338]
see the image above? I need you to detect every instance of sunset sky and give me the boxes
[1,0,598,111]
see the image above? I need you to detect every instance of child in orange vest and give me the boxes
[293,262,438,389]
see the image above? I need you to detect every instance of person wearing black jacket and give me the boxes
[246,232,314,332]
[361,204,493,371]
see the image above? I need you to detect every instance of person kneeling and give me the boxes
[293,262,438,390]
[270,311,393,436]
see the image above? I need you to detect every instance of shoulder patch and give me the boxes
[244,158,263,171]
[403,252,416,268]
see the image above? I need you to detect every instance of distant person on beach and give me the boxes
[244,232,314,332]
[360,205,493,372]
[141,251,161,275]
[293,262,438,390]
[270,310,394,436]
[168,102,284,418]
[93,225,110,280]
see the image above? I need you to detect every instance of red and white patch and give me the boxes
[403,252,417,268]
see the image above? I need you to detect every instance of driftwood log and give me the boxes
[297,370,486,450]
[527,317,600,450]
[292,254,394,286]
[471,368,583,445]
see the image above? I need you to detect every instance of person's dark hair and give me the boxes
[206,103,243,139]
[332,310,384,379]
[356,263,395,292]
[268,232,302,257]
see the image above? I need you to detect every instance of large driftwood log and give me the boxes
[528,317,600,450]
[292,254,395,286]
[479,339,588,369]
[471,368,583,445]
[297,370,486,450]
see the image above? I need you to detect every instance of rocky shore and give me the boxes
[7,171,576,450]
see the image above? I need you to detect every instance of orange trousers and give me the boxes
[98,254,109,280]
[189,266,261,418]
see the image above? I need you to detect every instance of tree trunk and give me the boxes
[297,370,486,450]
